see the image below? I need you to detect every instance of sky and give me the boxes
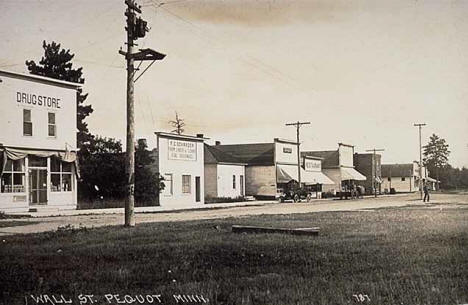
[1,0,467,168]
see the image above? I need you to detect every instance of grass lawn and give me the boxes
[0,221,39,228]
[1,208,467,305]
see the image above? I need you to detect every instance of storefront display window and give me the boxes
[50,157,73,192]
[1,158,25,193]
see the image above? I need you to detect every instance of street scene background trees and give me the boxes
[423,133,468,190]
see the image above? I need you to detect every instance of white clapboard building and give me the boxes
[0,70,80,212]
[152,132,206,209]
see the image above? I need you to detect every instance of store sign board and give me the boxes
[339,145,353,167]
[16,91,62,109]
[168,139,197,161]
[304,159,321,172]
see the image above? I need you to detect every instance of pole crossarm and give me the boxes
[119,48,166,61]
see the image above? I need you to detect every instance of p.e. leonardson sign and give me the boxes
[26,293,209,305]
[167,139,197,161]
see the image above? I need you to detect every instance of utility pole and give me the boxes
[120,0,165,227]
[365,148,384,197]
[414,123,426,200]
[285,121,310,186]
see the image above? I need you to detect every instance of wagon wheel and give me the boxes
[306,193,312,202]
[293,194,300,203]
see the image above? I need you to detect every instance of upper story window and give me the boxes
[1,158,25,193]
[48,112,56,137]
[23,109,32,136]
[233,175,236,189]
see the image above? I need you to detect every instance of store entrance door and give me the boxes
[29,169,48,205]
[195,176,201,202]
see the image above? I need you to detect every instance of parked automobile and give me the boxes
[277,187,313,203]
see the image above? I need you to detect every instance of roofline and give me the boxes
[0,69,82,89]
[274,138,298,145]
[338,142,354,148]
[155,131,208,141]
[215,142,274,147]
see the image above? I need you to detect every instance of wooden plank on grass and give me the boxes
[232,225,320,236]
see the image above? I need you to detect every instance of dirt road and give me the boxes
[1,193,467,236]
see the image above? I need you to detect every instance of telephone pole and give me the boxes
[120,0,165,227]
[414,123,426,200]
[365,148,384,197]
[285,121,310,186]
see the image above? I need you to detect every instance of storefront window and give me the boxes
[50,157,73,192]
[1,158,25,193]
[182,175,191,194]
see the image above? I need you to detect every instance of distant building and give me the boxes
[204,144,246,199]
[302,143,366,194]
[353,153,382,195]
[151,132,206,209]
[215,138,299,199]
[0,70,80,213]
[381,162,438,192]
[301,155,334,198]
[215,138,333,199]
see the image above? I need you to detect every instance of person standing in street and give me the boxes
[423,179,430,202]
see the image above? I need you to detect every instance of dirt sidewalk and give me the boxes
[1,193,467,236]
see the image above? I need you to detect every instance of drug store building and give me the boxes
[0,70,80,213]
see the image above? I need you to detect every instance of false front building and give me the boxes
[0,70,80,213]
[302,143,367,194]
[152,132,205,209]
[214,138,332,199]
[353,152,383,195]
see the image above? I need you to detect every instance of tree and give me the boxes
[423,134,450,188]
[135,139,165,205]
[78,136,126,202]
[169,111,185,135]
[26,41,94,152]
